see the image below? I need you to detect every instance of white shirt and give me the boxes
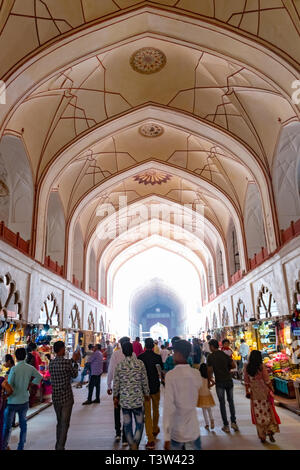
[160,349,169,363]
[163,364,202,442]
[202,342,210,353]
[107,348,136,389]
[239,343,250,358]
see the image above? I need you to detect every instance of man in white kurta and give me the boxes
[163,339,202,450]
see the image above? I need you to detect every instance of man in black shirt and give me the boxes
[207,339,239,434]
[138,338,164,450]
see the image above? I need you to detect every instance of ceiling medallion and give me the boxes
[130,47,166,74]
[139,123,164,137]
[133,170,172,186]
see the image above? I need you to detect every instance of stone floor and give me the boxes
[8,375,300,450]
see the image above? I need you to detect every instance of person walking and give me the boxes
[132,337,144,357]
[239,339,250,363]
[82,344,103,405]
[107,336,136,445]
[76,343,93,388]
[26,342,42,407]
[3,354,15,376]
[0,371,14,450]
[192,338,202,369]
[49,341,80,450]
[160,345,169,364]
[138,338,164,449]
[244,350,280,443]
[164,336,193,371]
[197,363,215,430]
[113,341,150,450]
[207,339,239,433]
[221,339,234,357]
[202,335,212,359]
[2,347,42,450]
[105,340,113,372]
[153,340,160,355]
[163,340,202,450]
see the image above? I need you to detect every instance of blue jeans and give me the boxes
[122,407,144,447]
[216,381,236,426]
[2,402,29,450]
[171,436,201,450]
[80,363,90,384]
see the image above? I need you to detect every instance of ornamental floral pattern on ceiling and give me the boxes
[130,48,166,74]
[133,170,172,186]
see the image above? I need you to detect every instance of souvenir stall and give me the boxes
[0,273,25,371]
[84,311,96,348]
[38,294,65,360]
[65,304,82,358]
[255,286,300,403]
[227,299,258,355]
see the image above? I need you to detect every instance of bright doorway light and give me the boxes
[110,246,202,338]
[149,322,168,341]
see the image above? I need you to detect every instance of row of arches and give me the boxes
[205,284,281,332]
[0,130,299,302]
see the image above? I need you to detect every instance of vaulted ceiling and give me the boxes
[0,1,299,300]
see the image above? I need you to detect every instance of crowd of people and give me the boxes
[0,334,281,450]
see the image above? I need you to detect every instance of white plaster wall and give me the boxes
[201,237,300,330]
[0,135,33,240]
[272,122,300,230]
[46,192,65,266]
[244,183,266,259]
[0,240,107,333]
[73,222,84,283]
[89,248,97,291]
[226,218,240,276]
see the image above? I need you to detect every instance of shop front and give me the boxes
[253,285,300,411]
[0,272,25,373]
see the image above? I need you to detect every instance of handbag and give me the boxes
[1,379,14,397]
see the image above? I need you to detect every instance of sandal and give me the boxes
[269,433,275,443]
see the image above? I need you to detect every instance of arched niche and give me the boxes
[73,222,84,283]
[207,260,214,295]
[39,293,59,326]
[0,272,22,320]
[236,299,247,324]
[99,314,105,333]
[212,312,218,329]
[216,244,225,287]
[226,218,240,276]
[89,248,97,291]
[69,304,81,330]
[87,311,95,331]
[257,286,279,319]
[200,272,207,303]
[46,191,65,265]
[222,307,229,327]
[244,183,266,259]
[293,272,300,310]
[272,122,300,230]
[0,135,33,240]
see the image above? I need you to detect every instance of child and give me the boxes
[221,339,233,357]
[197,363,215,430]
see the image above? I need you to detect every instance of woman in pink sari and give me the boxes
[244,350,280,443]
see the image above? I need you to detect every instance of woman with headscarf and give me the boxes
[244,350,280,443]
